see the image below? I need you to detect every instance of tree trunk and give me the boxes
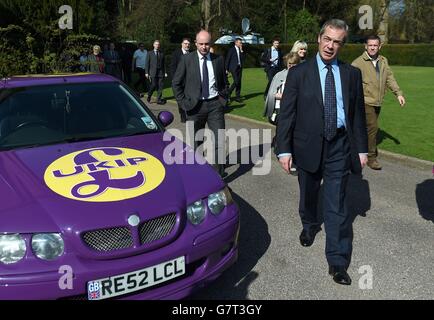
[377,0,390,44]
[201,0,221,31]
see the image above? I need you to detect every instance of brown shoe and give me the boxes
[368,159,382,170]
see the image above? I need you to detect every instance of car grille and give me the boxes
[139,213,177,245]
[82,227,133,252]
[82,213,177,252]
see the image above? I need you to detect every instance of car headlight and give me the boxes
[187,200,206,225]
[0,234,26,264]
[32,233,64,261]
[208,187,234,215]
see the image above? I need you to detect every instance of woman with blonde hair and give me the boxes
[290,40,308,62]
[264,52,301,174]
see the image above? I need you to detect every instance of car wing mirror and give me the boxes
[158,111,174,127]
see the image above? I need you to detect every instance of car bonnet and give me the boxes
[0,133,224,234]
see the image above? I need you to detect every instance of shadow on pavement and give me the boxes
[189,191,271,299]
[224,143,271,184]
[347,174,371,221]
[416,179,434,223]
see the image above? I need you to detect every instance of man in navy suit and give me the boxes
[225,38,245,103]
[276,19,368,285]
[261,37,283,98]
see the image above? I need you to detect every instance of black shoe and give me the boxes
[329,266,352,285]
[139,93,144,98]
[147,96,151,103]
[299,227,322,247]
[234,97,242,103]
[157,99,166,105]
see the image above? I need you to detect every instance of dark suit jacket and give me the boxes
[225,46,245,72]
[261,47,283,72]
[170,48,189,77]
[275,57,368,174]
[172,51,228,112]
[146,50,166,77]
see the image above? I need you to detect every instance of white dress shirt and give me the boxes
[197,51,218,99]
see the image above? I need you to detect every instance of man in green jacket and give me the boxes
[352,35,405,170]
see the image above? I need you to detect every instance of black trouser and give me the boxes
[264,67,280,96]
[228,66,243,98]
[148,74,164,101]
[297,130,352,268]
[134,68,148,92]
[122,64,132,84]
[186,98,226,174]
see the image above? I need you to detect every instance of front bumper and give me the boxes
[0,205,239,300]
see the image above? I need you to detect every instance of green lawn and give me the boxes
[154,66,434,162]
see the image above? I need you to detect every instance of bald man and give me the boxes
[172,30,229,177]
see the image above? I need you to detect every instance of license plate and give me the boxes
[87,256,185,300]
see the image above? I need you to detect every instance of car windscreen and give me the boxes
[0,82,160,150]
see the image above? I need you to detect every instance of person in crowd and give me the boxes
[264,52,300,175]
[351,34,406,170]
[276,19,368,286]
[225,37,245,103]
[132,43,148,95]
[120,44,133,84]
[146,40,167,104]
[87,45,104,73]
[103,42,122,79]
[261,37,283,99]
[79,48,89,72]
[172,30,229,178]
[171,38,191,122]
[291,40,308,62]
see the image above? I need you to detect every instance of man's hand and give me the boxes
[397,95,405,107]
[145,74,149,79]
[359,153,368,169]
[279,155,293,175]
[275,92,283,100]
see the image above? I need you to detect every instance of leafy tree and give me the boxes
[286,9,320,44]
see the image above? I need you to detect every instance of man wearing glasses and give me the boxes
[276,19,368,285]
[171,38,191,122]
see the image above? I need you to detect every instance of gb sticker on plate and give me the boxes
[87,281,101,300]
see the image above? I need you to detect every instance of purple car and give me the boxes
[0,74,239,300]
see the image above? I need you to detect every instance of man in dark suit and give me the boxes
[171,38,191,122]
[146,40,167,104]
[172,30,228,177]
[276,19,368,285]
[261,37,283,98]
[225,38,245,103]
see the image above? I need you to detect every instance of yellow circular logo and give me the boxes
[44,147,165,202]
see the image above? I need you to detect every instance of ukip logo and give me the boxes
[44,147,165,202]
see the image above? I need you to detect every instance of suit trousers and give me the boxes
[297,131,353,267]
[134,68,148,92]
[187,98,226,174]
[148,74,164,101]
[365,105,381,161]
[228,67,242,98]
